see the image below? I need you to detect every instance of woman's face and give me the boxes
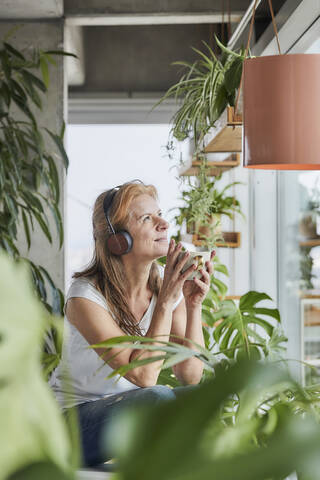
[127,194,169,260]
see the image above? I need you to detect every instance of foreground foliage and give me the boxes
[0,253,78,480]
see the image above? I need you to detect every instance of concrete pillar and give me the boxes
[0,21,66,294]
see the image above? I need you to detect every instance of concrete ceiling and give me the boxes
[0,0,63,18]
[66,0,289,93]
[0,0,292,93]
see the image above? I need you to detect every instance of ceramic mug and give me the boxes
[178,250,211,280]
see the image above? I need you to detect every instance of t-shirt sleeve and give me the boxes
[157,264,184,311]
[64,279,110,315]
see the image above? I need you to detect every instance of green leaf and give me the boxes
[45,129,69,169]
[21,209,31,250]
[1,81,11,106]
[46,156,60,203]
[4,41,25,60]
[240,291,273,311]
[8,461,74,480]
[33,211,52,243]
[44,50,78,59]
[40,56,49,89]
[20,69,46,93]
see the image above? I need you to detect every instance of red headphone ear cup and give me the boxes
[106,231,133,255]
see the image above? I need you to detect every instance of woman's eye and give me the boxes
[143,215,151,222]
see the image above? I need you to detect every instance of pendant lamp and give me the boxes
[237,0,320,170]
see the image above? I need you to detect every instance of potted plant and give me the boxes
[155,37,246,151]
[172,162,243,249]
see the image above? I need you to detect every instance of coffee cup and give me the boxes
[177,250,211,280]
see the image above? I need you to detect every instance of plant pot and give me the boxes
[187,214,221,237]
[243,54,320,169]
[197,214,222,238]
[299,211,319,239]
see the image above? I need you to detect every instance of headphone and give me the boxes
[103,183,134,256]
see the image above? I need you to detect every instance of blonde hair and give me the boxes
[73,181,162,336]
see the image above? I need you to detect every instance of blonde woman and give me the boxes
[50,180,214,466]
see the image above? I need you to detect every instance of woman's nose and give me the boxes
[157,217,169,230]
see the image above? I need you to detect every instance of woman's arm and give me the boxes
[170,299,204,385]
[65,296,173,388]
[66,241,196,388]
[169,255,215,385]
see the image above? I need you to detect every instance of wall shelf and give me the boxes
[204,106,243,153]
[300,238,320,247]
[179,153,240,177]
[192,231,241,248]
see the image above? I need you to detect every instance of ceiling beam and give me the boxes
[66,12,243,27]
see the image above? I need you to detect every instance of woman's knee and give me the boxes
[138,384,176,404]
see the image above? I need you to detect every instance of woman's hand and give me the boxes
[183,251,215,308]
[158,240,196,308]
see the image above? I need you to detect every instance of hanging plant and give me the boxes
[155,36,246,146]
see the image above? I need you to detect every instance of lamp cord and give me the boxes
[233,0,282,120]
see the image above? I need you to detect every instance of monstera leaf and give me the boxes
[209,291,286,360]
[0,253,76,480]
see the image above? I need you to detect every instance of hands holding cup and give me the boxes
[159,239,215,309]
[178,248,215,308]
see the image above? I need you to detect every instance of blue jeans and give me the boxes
[71,385,194,467]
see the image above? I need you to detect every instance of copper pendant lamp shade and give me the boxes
[243,54,320,170]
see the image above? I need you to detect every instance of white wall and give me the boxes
[65,124,186,287]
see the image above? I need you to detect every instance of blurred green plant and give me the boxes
[105,360,320,480]
[0,252,78,480]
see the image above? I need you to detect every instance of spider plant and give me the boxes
[155,36,246,147]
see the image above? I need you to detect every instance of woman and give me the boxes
[50,180,214,466]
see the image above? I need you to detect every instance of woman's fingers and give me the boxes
[166,240,183,269]
[205,261,214,276]
[179,263,196,283]
[199,268,210,284]
[210,250,216,260]
[193,276,209,292]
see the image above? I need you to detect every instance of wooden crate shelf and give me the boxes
[204,106,243,153]
[300,238,320,247]
[180,153,240,177]
[192,231,241,248]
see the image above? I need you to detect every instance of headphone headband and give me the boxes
[103,187,120,235]
[102,180,143,256]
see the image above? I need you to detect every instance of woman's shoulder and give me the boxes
[66,276,109,311]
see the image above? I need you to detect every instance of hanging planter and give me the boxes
[239,0,320,170]
[243,54,320,169]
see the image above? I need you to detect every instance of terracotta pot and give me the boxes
[197,214,221,238]
[243,54,320,169]
[186,215,221,236]
[299,211,318,239]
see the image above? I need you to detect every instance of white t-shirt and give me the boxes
[49,267,182,409]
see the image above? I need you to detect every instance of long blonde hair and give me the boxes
[73,181,162,336]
